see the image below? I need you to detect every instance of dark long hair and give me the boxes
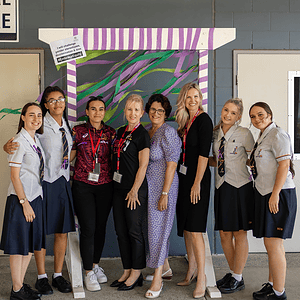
[17,102,43,134]
[249,102,295,177]
[40,86,72,134]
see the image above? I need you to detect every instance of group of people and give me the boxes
[0,82,296,300]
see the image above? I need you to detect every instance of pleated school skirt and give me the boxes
[253,188,297,239]
[43,176,75,235]
[0,195,46,255]
[214,181,254,231]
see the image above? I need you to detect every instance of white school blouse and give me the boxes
[37,112,73,183]
[253,122,295,196]
[7,128,44,202]
[213,124,255,189]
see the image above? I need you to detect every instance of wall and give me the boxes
[1,0,300,255]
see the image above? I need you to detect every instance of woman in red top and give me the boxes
[71,96,116,292]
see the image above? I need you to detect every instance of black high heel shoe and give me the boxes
[117,273,143,291]
[110,280,125,287]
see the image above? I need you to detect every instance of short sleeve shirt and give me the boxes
[213,124,255,189]
[7,128,44,202]
[37,112,73,183]
[253,122,295,195]
[72,121,116,185]
[112,124,150,190]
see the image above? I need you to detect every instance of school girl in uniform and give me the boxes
[209,99,255,294]
[4,86,75,295]
[0,103,45,300]
[249,102,297,300]
[71,96,115,292]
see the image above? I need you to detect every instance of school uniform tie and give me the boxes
[218,136,225,177]
[59,128,69,169]
[36,146,44,184]
[249,142,258,180]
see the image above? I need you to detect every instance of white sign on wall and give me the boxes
[0,0,18,42]
[50,35,86,65]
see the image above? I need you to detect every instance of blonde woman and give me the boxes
[175,82,213,299]
[110,94,150,291]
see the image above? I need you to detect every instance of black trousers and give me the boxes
[72,180,113,270]
[113,187,147,270]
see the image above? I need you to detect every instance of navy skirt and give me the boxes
[253,188,297,239]
[215,181,254,231]
[0,195,46,255]
[43,176,75,235]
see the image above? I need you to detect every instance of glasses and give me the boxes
[149,107,165,115]
[47,98,65,105]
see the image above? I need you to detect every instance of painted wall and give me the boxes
[1,0,300,255]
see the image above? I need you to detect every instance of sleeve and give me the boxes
[137,129,150,152]
[8,140,25,168]
[243,129,255,153]
[197,114,213,158]
[271,129,292,162]
[161,126,182,163]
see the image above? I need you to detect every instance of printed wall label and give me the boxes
[0,0,18,42]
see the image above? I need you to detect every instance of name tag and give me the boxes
[88,172,99,182]
[113,171,123,183]
[179,164,187,175]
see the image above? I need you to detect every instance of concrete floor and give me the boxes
[0,253,299,300]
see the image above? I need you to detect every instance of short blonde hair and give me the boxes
[125,94,144,111]
[175,82,203,136]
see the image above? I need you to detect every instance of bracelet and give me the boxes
[19,197,28,204]
[161,191,168,196]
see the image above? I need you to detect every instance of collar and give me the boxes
[217,123,238,142]
[86,120,105,132]
[20,127,38,147]
[45,111,66,134]
[257,122,276,145]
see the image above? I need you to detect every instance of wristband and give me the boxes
[19,197,28,204]
[161,191,168,196]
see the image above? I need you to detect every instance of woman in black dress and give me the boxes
[175,82,213,299]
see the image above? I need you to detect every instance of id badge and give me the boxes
[88,172,100,182]
[179,164,187,175]
[113,171,123,183]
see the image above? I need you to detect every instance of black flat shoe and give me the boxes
[23,284,41,299]
[253,283,273,298]
[110,279,125,287]
[35,278,53,295]
[253,290,287,300]
[52,275,72,293]
[11,285,41,300]
[117,273,143,291]
[216,273,232,288]
[219,277,245,294]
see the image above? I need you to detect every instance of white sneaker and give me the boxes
[84,271,101,291]
[93,265,108,283]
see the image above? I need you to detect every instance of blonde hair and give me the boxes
[213,98,243,131]
[125,94,144,110]
[175,82,203,136]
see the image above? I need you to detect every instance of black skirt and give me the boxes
[0,195,46,255]
[214,181,254,231]
[43,176,76,235]
[253,188,297,239]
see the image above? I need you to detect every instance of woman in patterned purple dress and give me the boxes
[144,94,181,299]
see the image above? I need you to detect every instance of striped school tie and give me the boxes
[218,136,225,177]
[249,142,258,180]
[36,146,44,184]
[59,128,69,169]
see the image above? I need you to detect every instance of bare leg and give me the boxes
[10,254,32,291]
[34,249,46,275]
[124,269,141,286]
[189,232,206,298]
[177,230,197,285]
[232,230,248,274]
[145,265,163,296]
[54,233,67,273]
[118,269,131,282]
[264,238,286,293]
[219,231,235,271]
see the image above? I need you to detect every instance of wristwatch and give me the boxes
[19,197,28,204]
[161,191,169,196]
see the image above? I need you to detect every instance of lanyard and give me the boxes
[182,109,200,165]
[116,123,140,172]
[89,128,103,170]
